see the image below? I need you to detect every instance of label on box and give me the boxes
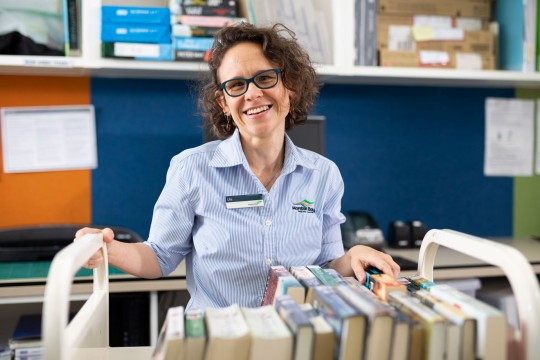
[419,50,450,66]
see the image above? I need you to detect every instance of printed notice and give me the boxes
[484,98,534,176]
[1,106,97,173]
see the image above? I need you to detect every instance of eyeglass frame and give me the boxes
[219,68,282,97]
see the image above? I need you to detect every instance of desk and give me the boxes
[0,261,186,346]
[386,237,540,279]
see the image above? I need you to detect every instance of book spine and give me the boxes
[103,42,173,61]
[101,6,171,24]
[365,0,377,66]
[67,0,80,56]
[177,15,244,27]
[172,24,222,38]
[275,295,312,332]
[185,309,206,338]
[62,0,70,55]
[307,265,339,286]
[174,37,214,51]
[101,24,172,44]
[180,5,237,17]
[261,268,276,306]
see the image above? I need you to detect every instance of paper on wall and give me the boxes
[0,105,98,173]
[484,98,534,177]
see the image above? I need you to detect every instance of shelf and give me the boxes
[2,55,539,88]
[316,65,540,88]
[1,0,538,88]
[0,55,86,77]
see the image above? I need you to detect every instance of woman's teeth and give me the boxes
[246,105,269,115]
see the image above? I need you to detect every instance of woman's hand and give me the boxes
[330,245,400,283]
[74,227,115,269]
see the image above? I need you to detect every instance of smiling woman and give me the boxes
[75,22,400,310]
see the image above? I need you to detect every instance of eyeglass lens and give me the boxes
[224,69,279,97]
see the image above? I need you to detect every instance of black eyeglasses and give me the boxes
[220,68,281,97]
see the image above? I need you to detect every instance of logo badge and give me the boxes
[292,199,316,213]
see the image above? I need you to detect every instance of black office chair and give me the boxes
[0,224,143,261]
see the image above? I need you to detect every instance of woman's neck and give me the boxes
[241,134,285,190]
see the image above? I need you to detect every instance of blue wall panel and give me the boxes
[319,84,514,237]
[91,78,202,238]
[91,78,514,240]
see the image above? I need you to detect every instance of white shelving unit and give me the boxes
[1,0,539,88]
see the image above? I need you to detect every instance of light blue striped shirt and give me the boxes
[145,129,345,309]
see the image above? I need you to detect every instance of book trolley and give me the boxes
[42,229,540,360]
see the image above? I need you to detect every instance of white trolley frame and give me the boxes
[42,230,540,359]
[418,229,540,360]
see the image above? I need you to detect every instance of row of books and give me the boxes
[153,264,509,360]
[100,1,246,62]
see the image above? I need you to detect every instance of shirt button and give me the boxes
[265,220,272,226]
[265,258,272,266]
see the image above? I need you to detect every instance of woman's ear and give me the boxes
[215,91,228,113]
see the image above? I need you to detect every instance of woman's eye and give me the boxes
[228,81,245,89]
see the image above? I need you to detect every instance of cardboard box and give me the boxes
[378,0,492,19]
[416,30,495,54]
[379,49,495,70]
[377,14,489,50]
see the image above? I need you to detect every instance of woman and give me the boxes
[77,23,399,309]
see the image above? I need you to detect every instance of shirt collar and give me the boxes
[209,128,318,172]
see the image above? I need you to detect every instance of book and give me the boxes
[367,274,408,301]
[172,24,223,38]
[174,49,211,62]
[335,285,394,360]
[241,305,293,360]
[428,283,507,360]
[184,308,206,360]
[152,306,184,360]
[365,269,407,301]
[101,6,171,24]
[178,2,237,17]
[275,295,314,360]
[261,265,305,306]
[14,347,43,360]
[205,304,250,360]
[176,15,246,27]
[290,265,324,303]
[102,42,173,61]
[306,265,342,286]
[65,0,81,56]
[341,276,364,288]
[311,285,366,360]
[173,36,214,51]
[388,292,446,360]
[355,0,377,66]
[322,268,349,286]
[62,0,70,55]
[412,289,475,360]
[101,23,172,44]
[389,309,413,360]
[495,0,525,71]
[9,314,42,351]
[299,303,334,360]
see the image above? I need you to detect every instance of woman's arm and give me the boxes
[75,227,162,279]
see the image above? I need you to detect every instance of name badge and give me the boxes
[226,194,264,209]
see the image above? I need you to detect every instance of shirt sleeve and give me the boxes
[144,155,195,276]
[315,162,346,265]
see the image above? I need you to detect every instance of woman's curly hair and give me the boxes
[198,22,320,139]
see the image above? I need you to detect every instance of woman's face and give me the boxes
[217,42,292,143]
